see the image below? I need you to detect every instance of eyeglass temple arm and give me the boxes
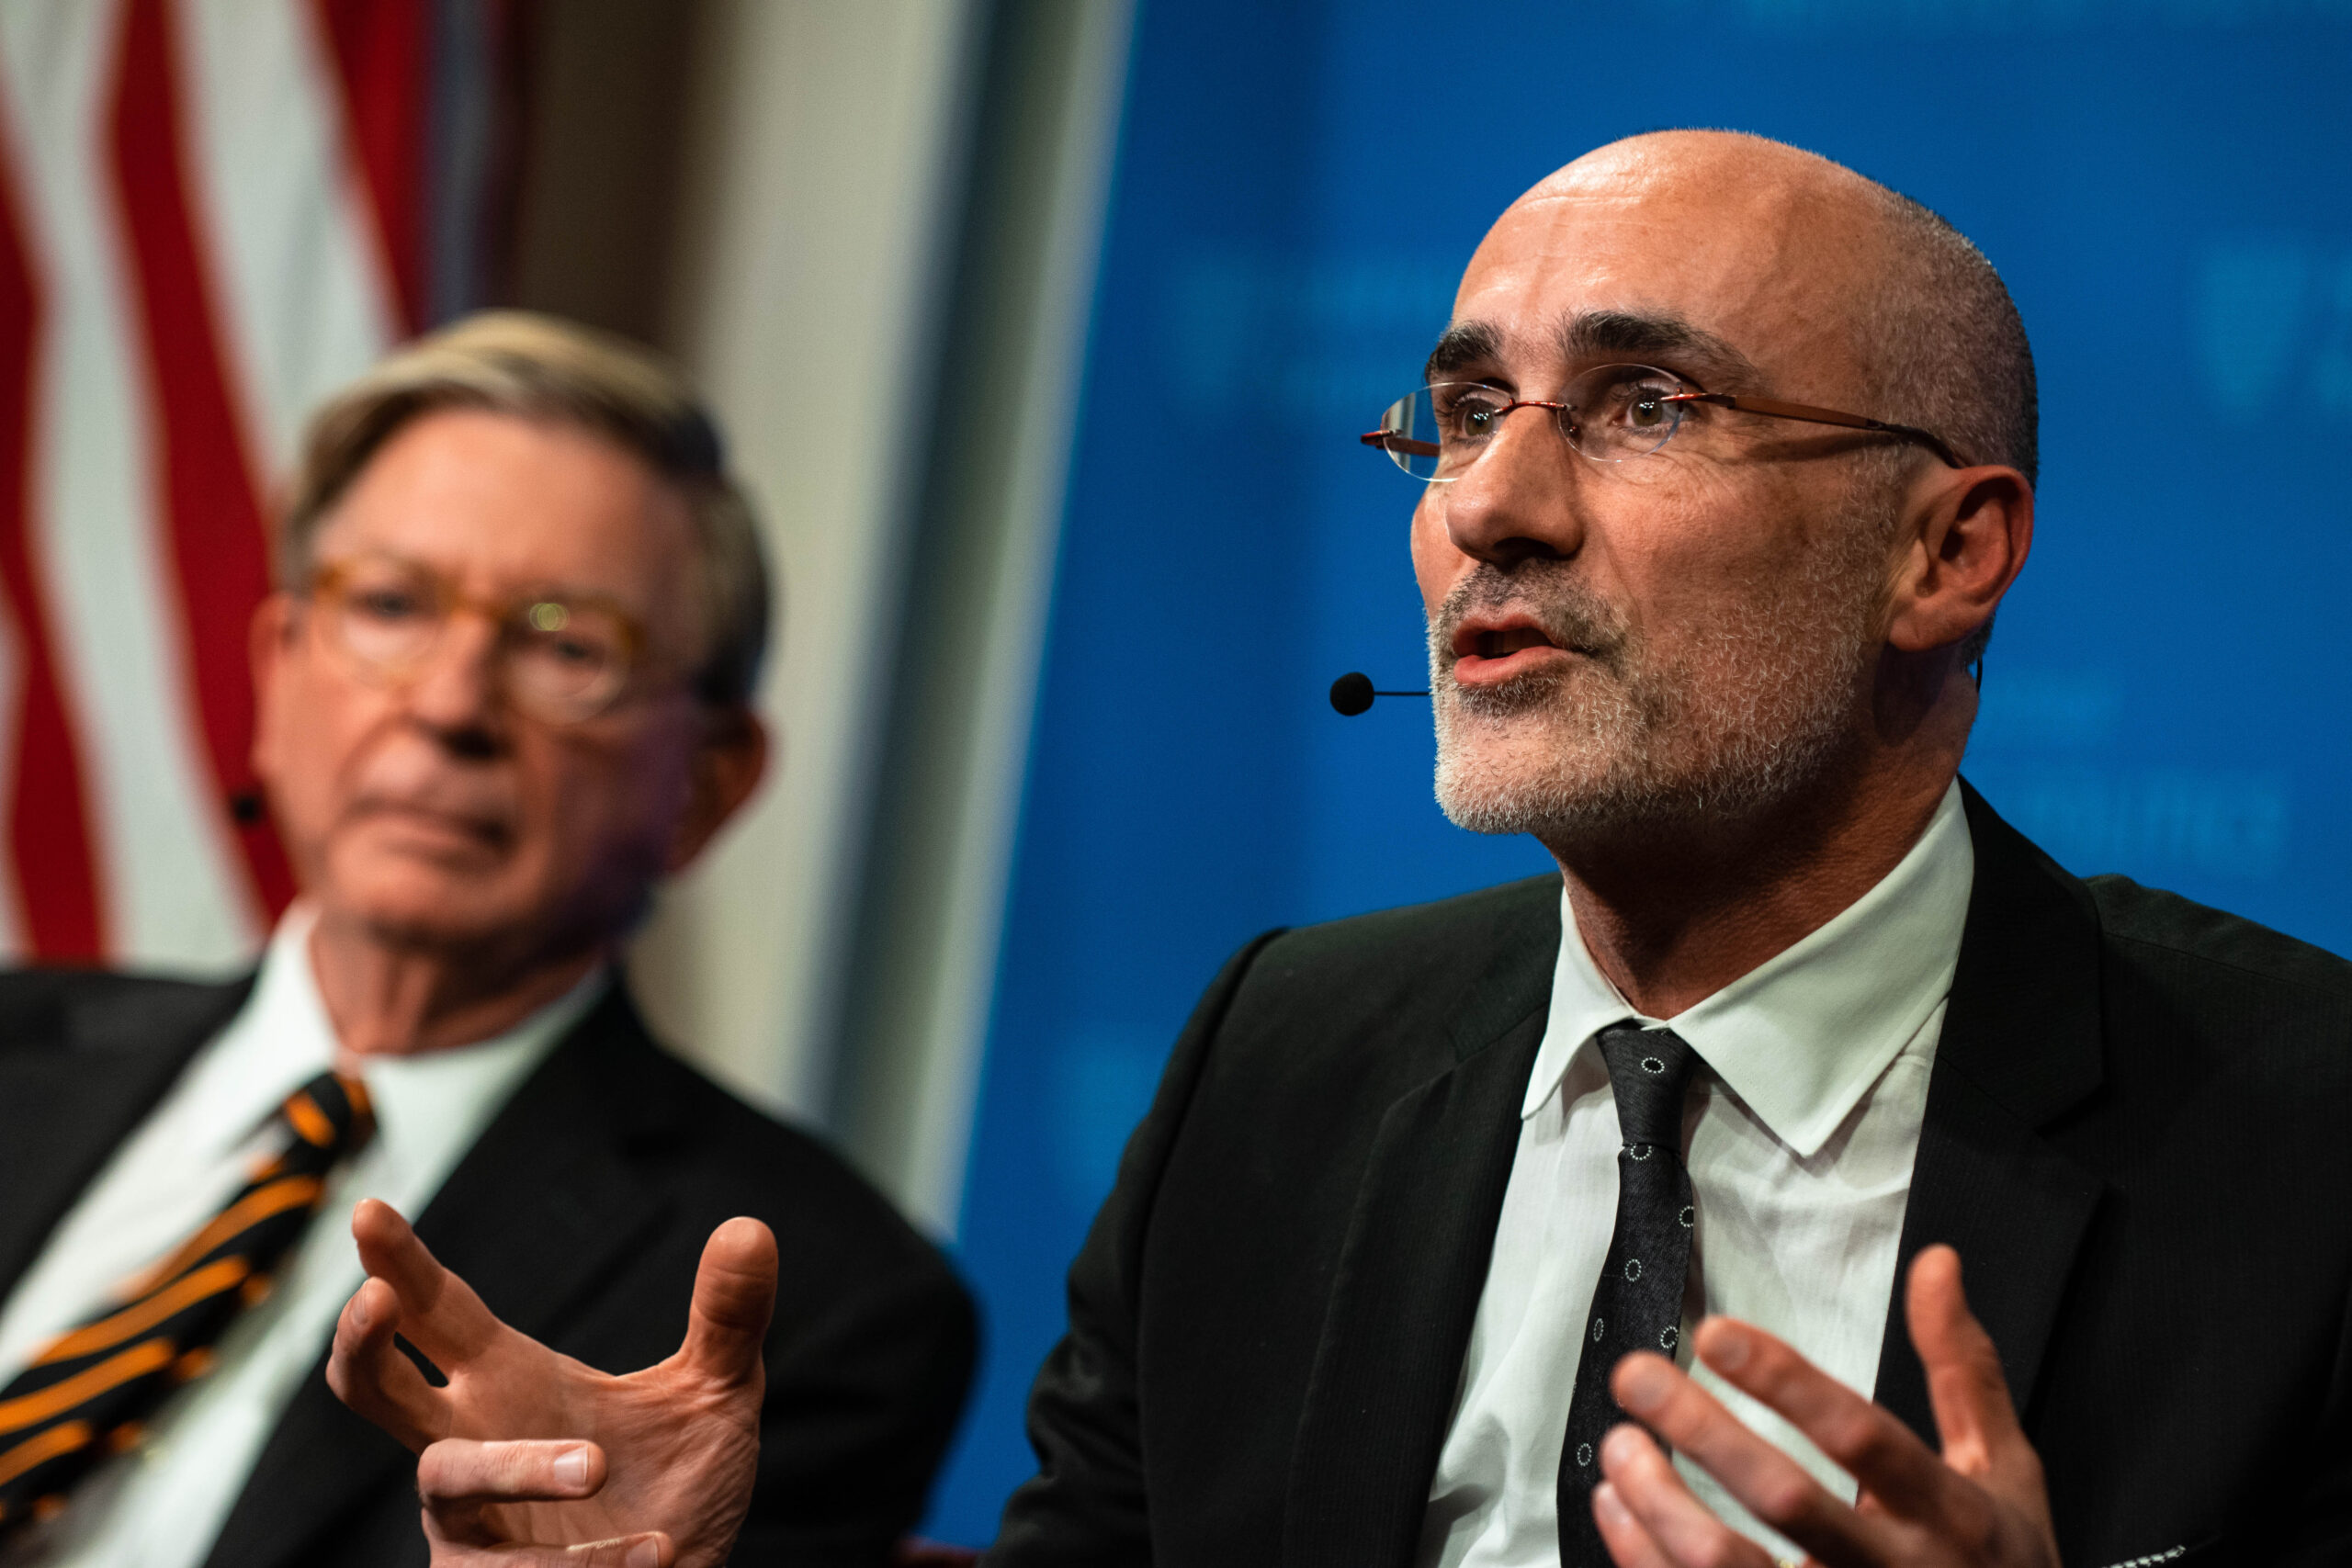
[1671,393,1965,468]
[1361,430,1441,457]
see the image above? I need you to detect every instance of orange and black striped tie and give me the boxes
[0,1071,373,1536]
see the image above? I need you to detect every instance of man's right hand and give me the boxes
[326,1199,776,1568]
[1591,1247,2061,1568]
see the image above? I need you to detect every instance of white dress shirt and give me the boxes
[0,906,605,1568]
[1419,782,1974,1567]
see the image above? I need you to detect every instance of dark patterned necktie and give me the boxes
[1558,1022,1700,1566]
[0,1071,373,1537]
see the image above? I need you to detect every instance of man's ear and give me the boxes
[663,707,770,875]
[248,592,298,783]
[1884,464,2034,657]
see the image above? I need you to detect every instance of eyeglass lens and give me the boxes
[315,555,636,723]
[1374,364,1693,479]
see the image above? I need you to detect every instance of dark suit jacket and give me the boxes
[0,973,977,1568]
[986,784,2352,1568]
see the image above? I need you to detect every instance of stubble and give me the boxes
[1429,510,1890,854]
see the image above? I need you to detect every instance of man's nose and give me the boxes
[398,612,507,742]
[1436,406,1588,567]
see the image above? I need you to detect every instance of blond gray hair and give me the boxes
[278,310,771,707]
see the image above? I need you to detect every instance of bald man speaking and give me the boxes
[323,133,2351,1568]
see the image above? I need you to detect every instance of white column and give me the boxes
[625,0,982,1122]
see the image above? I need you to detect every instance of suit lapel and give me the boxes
[207,987,684,1568]
[0,976,250,1298]
[411,987,680,1348]
[1872,784,2108,1438]
[1277,789,2112,1558]
[1282,892,1558,1568]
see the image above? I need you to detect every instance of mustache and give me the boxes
[1430,563,1631,674]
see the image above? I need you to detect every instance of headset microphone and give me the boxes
[1329,671,1430,716]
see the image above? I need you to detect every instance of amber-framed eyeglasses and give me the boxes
[1360,363,1966,480]
[302,552,649,725]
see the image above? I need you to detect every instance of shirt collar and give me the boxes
[171,905,341,1158]
[357,964,605,1184]
[1525,781,1973,1157]
[193,903,608,1156]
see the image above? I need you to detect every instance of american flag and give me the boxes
[0,0,518,968]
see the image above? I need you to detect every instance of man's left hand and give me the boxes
[1590,1245,2062,1568]
[327,1200,775,1568]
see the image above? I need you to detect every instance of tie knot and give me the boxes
[1596,1023,1696,1150]
[281,1071,375,1160]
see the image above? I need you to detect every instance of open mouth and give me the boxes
[1449,614,1589,684]
[1471,625,1560,660]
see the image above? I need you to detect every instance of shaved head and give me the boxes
[1521,130,2037,485]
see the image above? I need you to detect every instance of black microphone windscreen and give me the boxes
[1329,671,1375,716]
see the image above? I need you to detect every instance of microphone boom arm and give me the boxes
[1329,671,1430,716]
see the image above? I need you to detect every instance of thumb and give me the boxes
[1907,1245,2026,1477]
[676,1218,777,1390]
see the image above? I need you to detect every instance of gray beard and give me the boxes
[1430,525,1884,852]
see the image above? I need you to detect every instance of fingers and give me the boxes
[328,1274,450,1450]
[1595,1417,1778,1568]
[1601,1262,2053,1565]
[418,1438,606,1507]
[675,1218,777,1390]
[1684,1316,1957,1526]
[352,1199,509,1369]
[1905,1246,2023,1474]
[420,1516,671,1568]
[1907,1247,2058,1551]
[414,1441,673,1566]
[554,1542,670,1568]
[1611,1349,1884,1564]
[509,1542,667,1568]
[1590,1478,1680,1568]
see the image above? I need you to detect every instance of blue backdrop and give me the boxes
[927,0,2352,1543]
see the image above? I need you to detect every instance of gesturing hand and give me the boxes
[1590,1245,2061,1568]
[326,1200,777,1568]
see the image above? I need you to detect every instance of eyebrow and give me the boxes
[1420,310,1764,393]
[1422,321,1503,385]
[1560,310,1761,392]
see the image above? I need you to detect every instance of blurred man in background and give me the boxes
[0,314,973,1568]
[322,136,2351,1568]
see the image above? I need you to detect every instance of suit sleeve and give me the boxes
[979,931,1283,1568]
[730,1253,980,1568]
[2274,1272,2352,1565]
